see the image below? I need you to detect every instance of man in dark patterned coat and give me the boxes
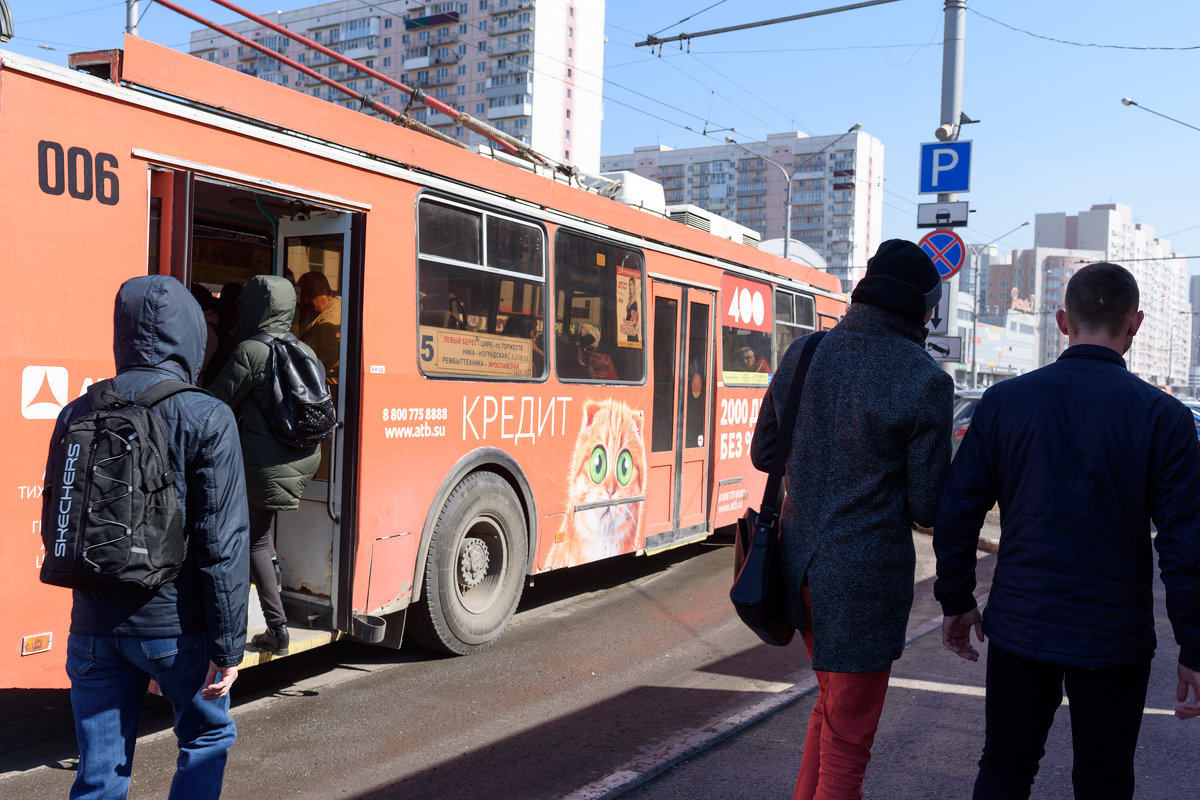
[752,239,953,800]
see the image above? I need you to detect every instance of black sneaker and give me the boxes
[251,626,290,656]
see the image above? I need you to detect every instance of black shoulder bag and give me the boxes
[730,331,825,646]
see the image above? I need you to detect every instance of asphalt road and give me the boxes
[2,533,810,799]
[0,517,1015,800]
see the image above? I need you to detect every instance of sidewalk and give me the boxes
[576,535,1200,799]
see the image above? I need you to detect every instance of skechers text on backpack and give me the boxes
[250,332,337,450]
[40,379,205,590]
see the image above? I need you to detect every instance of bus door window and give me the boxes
[719,275,774,387]
[276,202,355,489]
[684,300,710,447]
[553,230,645,383]
[651,296,679,453]
[416,197,546,380]
[774,288,816,360]
[148,168,194,280]
[287,230,344,390]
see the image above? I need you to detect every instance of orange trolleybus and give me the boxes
[1,36,846,689]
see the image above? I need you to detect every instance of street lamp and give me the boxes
[1120,98,1200,134]
[725,123,860,262]
[967,220,1030,388]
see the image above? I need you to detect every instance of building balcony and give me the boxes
[491,37,533,56]
[339,42,379,61]
[736,182,766,196]
[403,53,431,70]
[490,62,531,76]
[486,77,529,99]
[492,19,534,34]
[405,11,460,30]
[832,182,855,191]
[488,98,533,118]
[492,0,536,12]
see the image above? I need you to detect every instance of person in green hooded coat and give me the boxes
[210,275,322,655]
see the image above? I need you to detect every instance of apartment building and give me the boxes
[996,203,1190,388]
[188,0,603,170]
[600,130,884,290]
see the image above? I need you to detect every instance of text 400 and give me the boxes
[719,397,761,427]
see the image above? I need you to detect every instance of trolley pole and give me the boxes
[126,1,139,35]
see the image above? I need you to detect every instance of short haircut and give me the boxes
[1064,262,1139,336]
[298,271,332,294]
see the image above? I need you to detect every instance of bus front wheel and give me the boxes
[409,472,528,655]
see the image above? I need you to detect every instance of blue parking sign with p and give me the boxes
[919,141,971,194]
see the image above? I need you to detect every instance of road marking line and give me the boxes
[888,676,1178,716]
[889,676,985,697]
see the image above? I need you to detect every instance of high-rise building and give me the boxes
[600,130,884,289]
[188,0,603,170]
[1011,203,1189,388]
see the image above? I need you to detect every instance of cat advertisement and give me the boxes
[547,399,646,569]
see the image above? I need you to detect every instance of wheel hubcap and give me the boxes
[459,537,490,588]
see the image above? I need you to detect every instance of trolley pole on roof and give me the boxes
[126,1,139,35]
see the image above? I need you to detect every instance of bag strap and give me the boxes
[134,379,209,408]
[86,378,206,411]
[760,331,827,518]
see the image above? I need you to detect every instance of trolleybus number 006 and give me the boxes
[37,141,120,206]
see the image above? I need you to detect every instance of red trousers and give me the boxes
[794,587,892,800]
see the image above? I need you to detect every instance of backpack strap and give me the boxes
[86,378,208,410]
[134,379,209,408]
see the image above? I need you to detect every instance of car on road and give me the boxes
[951,389,984,459]
[1179,399,1200,441]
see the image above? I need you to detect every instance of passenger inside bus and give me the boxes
[573,323,618,380]
[735,346,771,373]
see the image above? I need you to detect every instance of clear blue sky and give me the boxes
[9,1,1200,268]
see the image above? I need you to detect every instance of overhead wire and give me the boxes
[647,0,734,39]
[18,2,124,25]
[968,8,1200,51]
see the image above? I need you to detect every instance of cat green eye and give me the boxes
[615,449,634,486]
[588,445,608,484]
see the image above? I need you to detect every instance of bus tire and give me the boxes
[409,472,528,655]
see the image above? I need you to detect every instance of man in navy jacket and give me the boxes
[52,275,250,799]
[934,262,1200,799]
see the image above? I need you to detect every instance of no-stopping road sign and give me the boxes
[918,229,966,280]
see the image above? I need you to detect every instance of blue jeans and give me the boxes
[67,631,237,800]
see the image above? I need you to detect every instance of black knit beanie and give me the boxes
[850,239,942,325]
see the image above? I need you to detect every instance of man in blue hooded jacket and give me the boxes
[50,275,250,799]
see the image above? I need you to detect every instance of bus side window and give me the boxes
[416,197,546,379]
[774,288,815,364]
[553,230,645,383]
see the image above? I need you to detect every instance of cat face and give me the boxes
[557,399,646,561]
[569,400,645,508]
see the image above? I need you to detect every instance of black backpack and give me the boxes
[40,379,204,590]
[250,332,337,450]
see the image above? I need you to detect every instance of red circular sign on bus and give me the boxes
[918,229,966,279]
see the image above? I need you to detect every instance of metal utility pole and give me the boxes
[127,0,140,35]
[936,0,966,203]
